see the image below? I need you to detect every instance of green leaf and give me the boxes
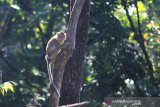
[3,82,14,93]
[0,84,4,88]
[1,89,4,96]
[86,75,93,82]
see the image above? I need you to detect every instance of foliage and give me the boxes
[0,0,69,107]
[0,81,17,95]
[82,0,160,104]
[0,0,160,107]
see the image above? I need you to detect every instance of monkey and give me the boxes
[45,31,69,97]
[46,31,67,61]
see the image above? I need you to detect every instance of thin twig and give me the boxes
[134,0,154,79]
[60,101,89,107]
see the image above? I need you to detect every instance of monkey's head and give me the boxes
[56,31,66,44]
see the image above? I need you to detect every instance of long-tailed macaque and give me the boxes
[45,31,68,97]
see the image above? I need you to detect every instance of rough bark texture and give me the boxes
[59,0,90,105]
[48,0,86,107]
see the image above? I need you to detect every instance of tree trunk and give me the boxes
[48,0,86,107]
[59,0,90,105]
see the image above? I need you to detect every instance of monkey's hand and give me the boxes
[59,42,71,49]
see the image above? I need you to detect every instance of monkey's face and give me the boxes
[57,32,66,44]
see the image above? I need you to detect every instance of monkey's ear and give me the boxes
[56,32,60,35]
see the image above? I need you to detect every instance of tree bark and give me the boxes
[48,0,86,107]
[59,0,90,105]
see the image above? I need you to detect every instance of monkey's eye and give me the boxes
[59,34,63,38]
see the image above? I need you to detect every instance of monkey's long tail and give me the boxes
[48,61,61,97]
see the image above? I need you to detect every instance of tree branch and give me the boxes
[66,0,86,49]
[121,0,136,33]
[60,0,90,105]
[60,101,89,107]
[134,0,158,96]
[134,0,154,76]
[121,0,158,96]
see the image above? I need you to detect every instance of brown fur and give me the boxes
[46,31,66,61]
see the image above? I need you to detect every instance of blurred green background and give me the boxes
[0,0,160,107]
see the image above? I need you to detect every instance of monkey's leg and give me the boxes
[45,56,53,84]
[48,62,53,83]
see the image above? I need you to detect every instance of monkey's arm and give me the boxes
[47,42,71,61]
